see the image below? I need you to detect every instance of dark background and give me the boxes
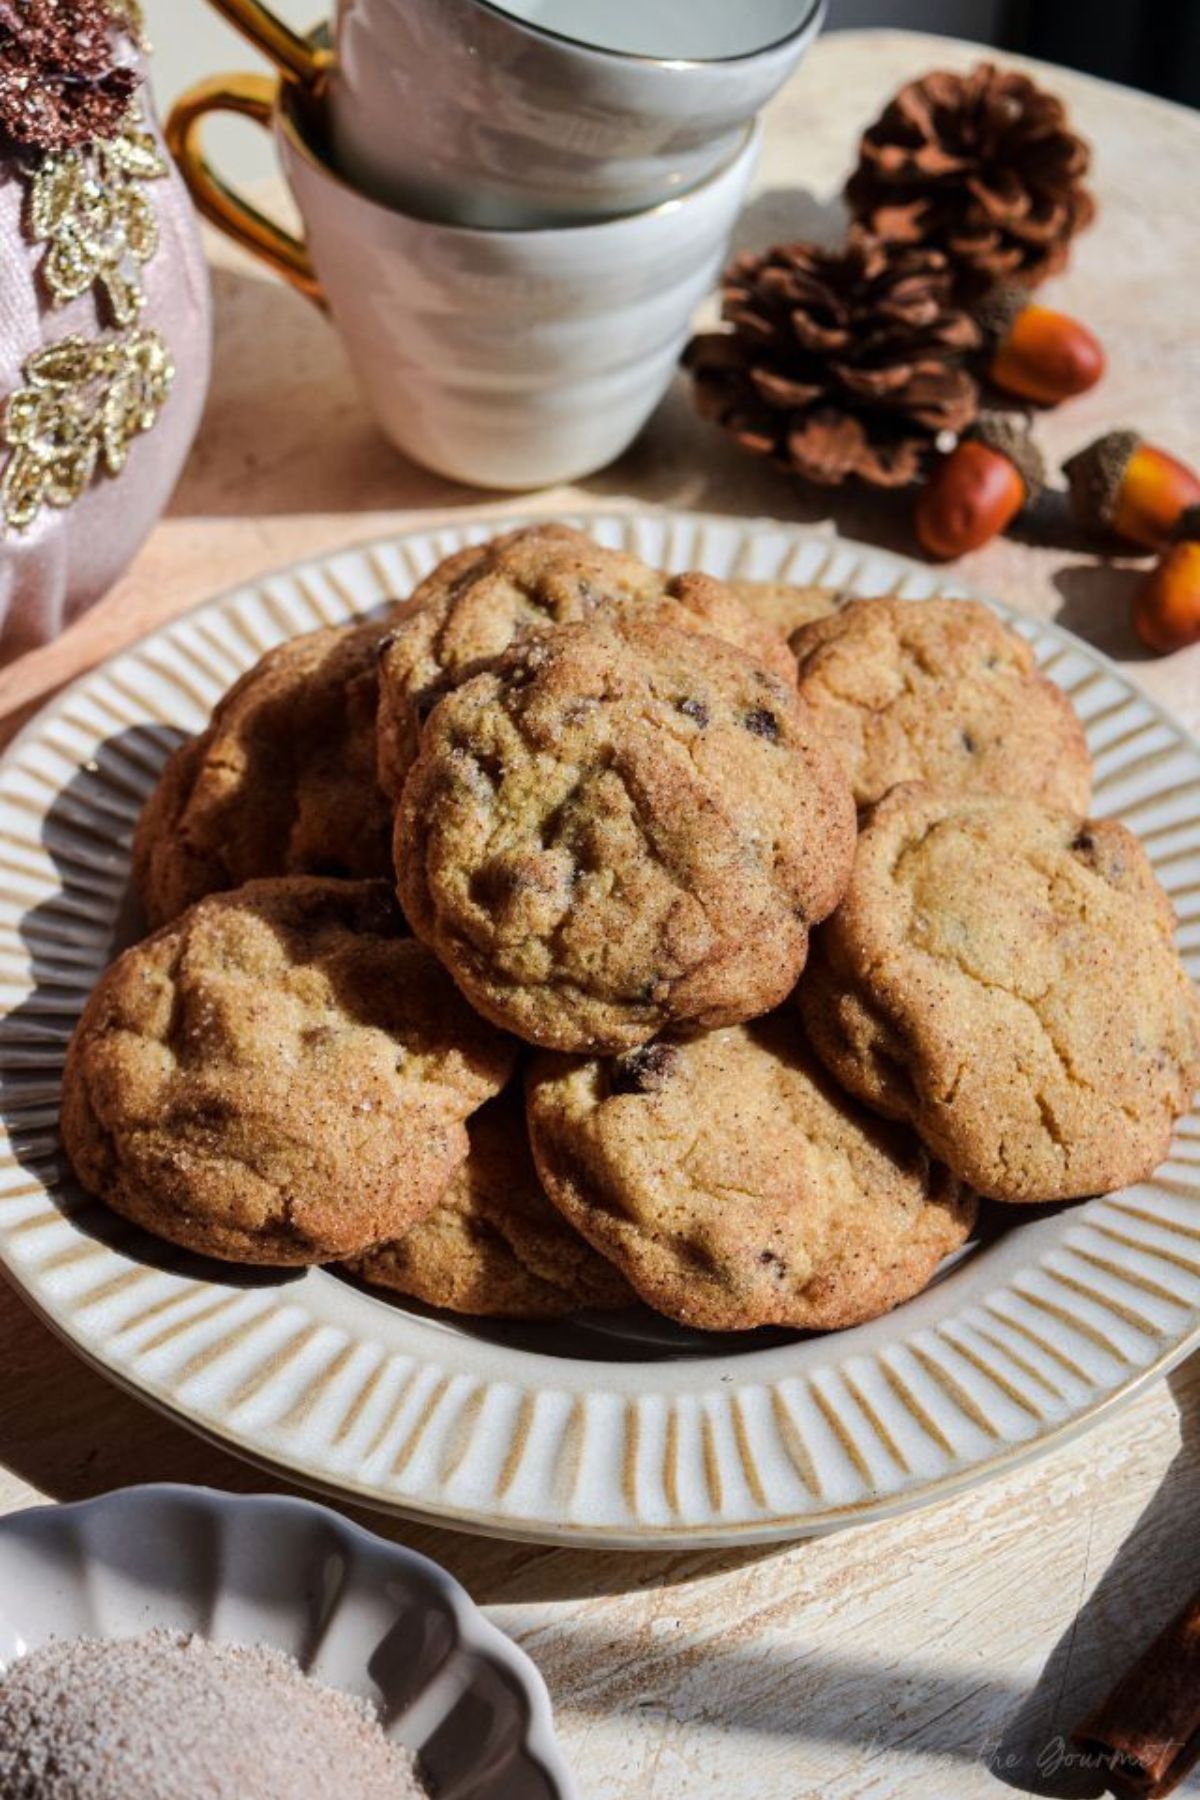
[827,0,1200,108]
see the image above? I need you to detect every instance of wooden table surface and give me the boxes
[1,30,1199,1800]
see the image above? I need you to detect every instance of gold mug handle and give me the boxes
[203,0,334,84]
[165,74,325,305]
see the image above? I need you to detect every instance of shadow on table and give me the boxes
[1051,561,1157,665]
[990,1356,1200,1797]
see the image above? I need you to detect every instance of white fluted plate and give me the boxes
[0,510,1198,1548]
[0,1483,574,1797]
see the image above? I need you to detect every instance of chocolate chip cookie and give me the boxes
[800,786,1200,1202]
[526,1015,974,1332]
[61,879,517,1263]
[377,524,796,797]
[396,616,856,1052]
[790,596,1092,812]
[351,1090,634,1319]
[134,621,395,927]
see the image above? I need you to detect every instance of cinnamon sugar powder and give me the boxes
[0,1629,427,1799]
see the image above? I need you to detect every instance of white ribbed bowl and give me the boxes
[0,510,1197,1547]
[0,1484,575,1799]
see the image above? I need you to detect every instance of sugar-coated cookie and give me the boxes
[800,787,1200,1202]
[791,596,1092,812]
[134,622,395,928]
[376,524,796,797]
[396,616,856,1051]
[351,1091,634,1319]
[526,1015,974,1331]
[61,879,517,1263]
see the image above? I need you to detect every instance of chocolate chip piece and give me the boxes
[677,698,709,727]
[1072,829,1096,855]
[743,707,780,741]
[960,729,978,754]
[611,1043,680,1095]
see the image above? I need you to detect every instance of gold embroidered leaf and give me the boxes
[1,389,47,451]
[121,185,158,263]
[23,339,99,389]
[104,124,166,182]
[28,151,84,239]
[43,225,99,305]
[28,106,168,322]
[42,438,99,509]
[100,266,142,328]
[1,328,174,532]
[0,447,49,533]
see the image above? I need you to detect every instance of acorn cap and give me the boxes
[1171,504,1200,543]
[972,281,1031,350]
[1062,428,1141,530]
[968,413,1046,505]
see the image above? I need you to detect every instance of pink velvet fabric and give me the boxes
[0,69,212,663]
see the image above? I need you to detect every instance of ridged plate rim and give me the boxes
[1,506,1197,1548]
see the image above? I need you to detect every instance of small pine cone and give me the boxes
[0,0,139,153]
[845,62,1095,295]
[685,229,980,489]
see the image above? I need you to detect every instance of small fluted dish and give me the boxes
[0,1484,575,1800]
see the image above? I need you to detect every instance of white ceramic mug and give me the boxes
[167,76,760,489]
[203,0,819,226]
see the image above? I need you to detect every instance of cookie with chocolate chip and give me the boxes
[396,615,856,1052]
[376,524,797,797]
[799,786,1200,1202]
[61,879,517,1264]
[790,596,1092,812]
[526,1014,974,1332]
[351,1090,634,1319]
[134,620,395,928]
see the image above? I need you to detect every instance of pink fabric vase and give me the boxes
[0,63,211,663]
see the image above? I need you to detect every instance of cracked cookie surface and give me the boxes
[377,524,797,797]
[396,616,856,1052]
[799,787,1200,1202]
[61,879,517,1264]
[723,579,847,647]
[790,596,1092,812]
[526,1014,974,1331]
[134,621,395,928]
[350,1090,634,1319]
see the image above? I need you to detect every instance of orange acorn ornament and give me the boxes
[975,283,1104,407]
[1133,510,1200,655]
[1064,430,1200,550]
[915,416,1045,560]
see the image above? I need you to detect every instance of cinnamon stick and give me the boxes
[1073,1584,1200,1797]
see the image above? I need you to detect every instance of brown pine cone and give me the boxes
[0,0,139,153]
[685,230,980,489]
[845,63,1095,295]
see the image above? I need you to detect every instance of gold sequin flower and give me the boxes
[28,108,168,325]
[1,329,174,532]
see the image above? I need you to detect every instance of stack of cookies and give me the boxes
[60,525,1200,1333]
